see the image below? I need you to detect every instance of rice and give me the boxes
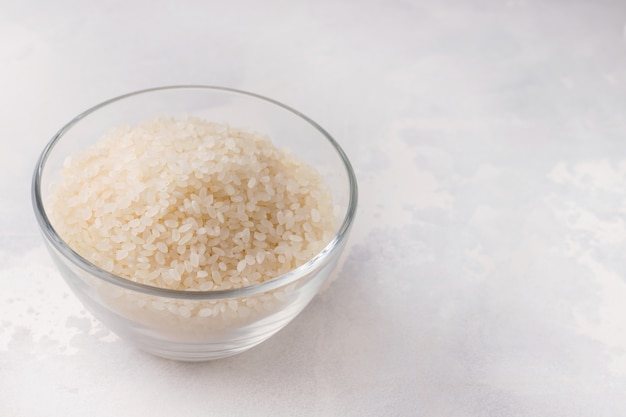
[48,116,335,293]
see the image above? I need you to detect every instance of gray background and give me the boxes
[2,0,626,415]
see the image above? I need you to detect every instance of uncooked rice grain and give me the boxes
[48,116,334,292]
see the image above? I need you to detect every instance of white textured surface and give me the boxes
[2,0,626,415]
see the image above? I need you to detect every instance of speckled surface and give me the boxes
[3,0,626,415]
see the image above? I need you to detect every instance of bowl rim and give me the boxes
[31,85,358,300]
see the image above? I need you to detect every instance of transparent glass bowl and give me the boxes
[32,86,357,361]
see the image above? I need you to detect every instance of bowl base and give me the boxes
[138,343,256,361]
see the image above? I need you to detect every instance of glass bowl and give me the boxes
[31,86,357,361]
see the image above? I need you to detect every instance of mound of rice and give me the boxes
[48,117,334,291]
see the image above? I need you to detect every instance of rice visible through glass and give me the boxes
[48,117,335,292]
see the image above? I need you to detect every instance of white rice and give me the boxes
[48,116,335,293]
